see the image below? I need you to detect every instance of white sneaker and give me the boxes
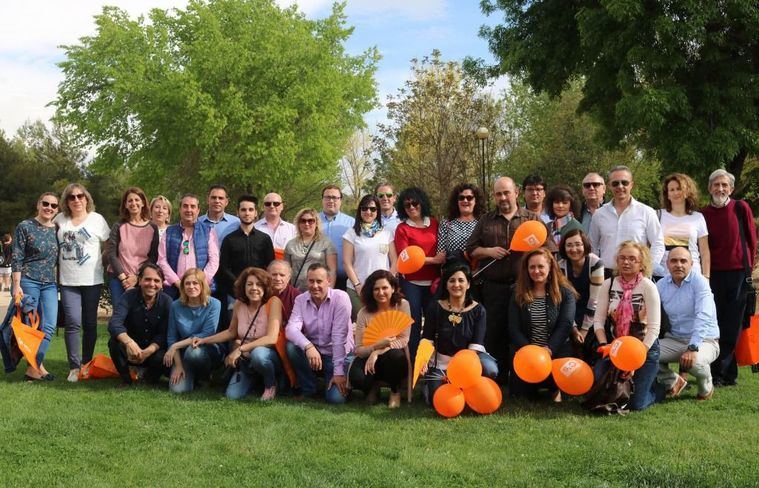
[67,369,80,383]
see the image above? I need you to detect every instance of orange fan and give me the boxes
[361,310,414,347]
[412,339,435,388]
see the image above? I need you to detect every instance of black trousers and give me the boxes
[480,279,513,383]
[108,337,167,384]
[349,348,407,394]
[710,270,750,383]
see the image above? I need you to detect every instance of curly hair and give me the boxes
[615,241,653,278]
[446,183,485,220]
[660,173,700,213]
[397,187,433,220]
[545,184,580,219]
[360,270,403,313]
[234,267,273,305]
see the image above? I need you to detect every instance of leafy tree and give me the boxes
[54,0,379,198]
[475,0,759,194]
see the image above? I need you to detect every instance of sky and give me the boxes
[0,0,503,138]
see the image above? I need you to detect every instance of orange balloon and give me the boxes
[397,245,426,275]
[510,220,548,252]
[433,383,466,418]
[447,350,482,389]
[551,357,594,396]
[463,376,502,414]
[609,336,647,372]
[513,345,552,383]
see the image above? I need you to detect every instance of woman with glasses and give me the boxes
[545,184,582,246]
[284,208,337,291]
[10,193,61,381]
[342,195,398,320]
[107,187,160,307]
[55,183,111,382]
[149,195,172,238]
[394,187,445,361]
[436,183,484,272]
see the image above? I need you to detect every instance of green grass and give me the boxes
[1,327,757,487]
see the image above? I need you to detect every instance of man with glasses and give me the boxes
[579,172,607,234]
[374,182,400,234]
[319,185,355,290]
[158,194,219,299]
[198,184,240,247]
[254,192,296,257]
[589,165,664,278]
[521,175,551,224]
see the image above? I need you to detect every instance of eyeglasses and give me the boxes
[67,193,86,201]
[322,195,341,201]
[617,255,639,263]
[376,192,394,199]
[403,201,420,209]
[525,187,544,193]
[300,218,316,225]
[40,201,59,209]
[264,201,282,207]
[182,240,190,255]
[360,206,378,213]
[458,195,475,202]
[611,180,631,188]
[583,182,603,189]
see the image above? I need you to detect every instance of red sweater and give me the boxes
[701,199,757,271]
[394,219,440,282]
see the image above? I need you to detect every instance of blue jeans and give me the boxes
[61,284,102,369]
[17,277,58,368]
[286,341,347,404]
[169,344,223,394]
[108,276,127,309]
[225,347,283,400]
[423,352,499,406]
[594,339,661,411]
[400,278,433,364]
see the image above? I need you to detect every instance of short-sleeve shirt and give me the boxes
[55,212,110,286]
[659,210,708,272]
[284,237,337,291]
[341,228,393,291]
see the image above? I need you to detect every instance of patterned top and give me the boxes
[436,218,478,255]
[12,218,59,284]
[528,296,549,347]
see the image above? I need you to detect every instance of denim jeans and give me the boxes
[286,341,347,404]
[399,278,433,364]
[17,277,58,368]
[423,351,499,406]
[594,339,661,411]
[108,276,127,309]
[61,284,103,369]
[225,347,283,400]
[169,344,223,394]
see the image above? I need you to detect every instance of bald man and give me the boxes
[255,192,296,255]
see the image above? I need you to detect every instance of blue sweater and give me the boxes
[167,297,221,347]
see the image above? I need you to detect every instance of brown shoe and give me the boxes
[388,392,401,409]
[366,384,380,405]
[667,375,688,398]
[697,388,714,401]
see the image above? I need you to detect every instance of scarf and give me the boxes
[615,272,642,337]
[361,220,382,238]
[552,214,574,244]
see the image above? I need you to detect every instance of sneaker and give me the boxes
[261,386,277,401]
[667,374,688,398]
[697,388,714,401]
[67,369,80,383]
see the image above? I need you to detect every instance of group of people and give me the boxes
[7,166,756,411]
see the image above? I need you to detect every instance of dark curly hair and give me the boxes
[234,267,273,305]
[439,263,474,307]
[397,187,433,220]
[545,184,580,219]
[361,270,403,313]
[446,183,485,220]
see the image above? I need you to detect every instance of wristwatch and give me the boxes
[687,344,699,352]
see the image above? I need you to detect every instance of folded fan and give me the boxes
[361,310,414,347]
[412,339,435,388]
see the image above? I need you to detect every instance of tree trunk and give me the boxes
[728,147,748,196]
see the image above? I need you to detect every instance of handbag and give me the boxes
[582,362,633,415]
[736,314,759,367]
[734,200,757,327]
[582,278,614,365]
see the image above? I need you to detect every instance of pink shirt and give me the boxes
[117,223,157,276]
[236,299,272,354]
[157,226,219,287]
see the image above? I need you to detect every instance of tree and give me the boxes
[53,0,379,198]
[475,0,759,193]
[340,129,374,202]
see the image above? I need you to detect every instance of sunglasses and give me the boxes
[264,201,282,207]
[67,193,86,201]
[300,218,316,225]
[611,180,631,188]
[40,201,59,209]
[458,195,475,202]
[182,240,190,255]
[583,182,603,189]
[360,206,378,213]
[403,201,420,209]
[376,192,394,199]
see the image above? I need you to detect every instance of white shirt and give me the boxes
[55,212,110,286]
[658,210,708,273]
[341,228,393,291]
[254,218,296,250]
[589,197,664,270]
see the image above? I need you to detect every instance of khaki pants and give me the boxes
[657,334,719,396]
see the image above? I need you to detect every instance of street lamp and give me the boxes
[476,127,490,209]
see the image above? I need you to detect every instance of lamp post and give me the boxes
[476,127,490,209]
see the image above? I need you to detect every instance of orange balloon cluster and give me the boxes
[510,221,548,252]
[432,350,503,417]
[433,384,465,418]
[463,377,502,414]
[513,345,552,383]
[609,336,647,371]
[447,350,482,389]
[551,358,594,396]
[397,245,426,275]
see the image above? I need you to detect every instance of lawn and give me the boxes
[1,327,757,487]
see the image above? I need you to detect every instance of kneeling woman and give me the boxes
[420,264,498,403]
[508,248,577,400]
[193,267,283,401]
[349,270,410,408]
[164,268,223,393]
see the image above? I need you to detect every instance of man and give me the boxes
[522,174,551,223]
[318,185,355,290]
[466,176,554,379]
[107,263,171,386]
[656,247,720,401]
[579,172,606,234]
[254,192,296,257]
[198,184,240,246]
[589,165,664,278]
[157,194,219,298]
[285,263,354,403]
[375,182,400,234]
[701,169,756,387]
[268,260,301,323]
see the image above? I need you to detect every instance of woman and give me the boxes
[557,228,605,359]
[149,195,172,237]
[343,195,398,319]
[163,268,223,394]
[54,183,110,383]
[394,187,444,361]
[509,248,577,400]
[420,264,498,404]
[192,267,283,400]
[284,208,337,291]
[545,185,582,246]
[0,234,12,292]
[436,183,484,271]
[10,193,60,381]
[349,270,410,408]
[107,187,160,307]
[658,173,710,277]
[593,241,661,411]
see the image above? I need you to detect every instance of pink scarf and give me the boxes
[615,272,642,337]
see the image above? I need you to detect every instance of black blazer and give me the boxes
[508,286,576,355]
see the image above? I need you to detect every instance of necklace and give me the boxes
[300,238,313,254]
[447,300,463,325]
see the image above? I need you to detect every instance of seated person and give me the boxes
[107,262,171,385]
[268,260,301,323]
[163,268,223,393]
[656,246,720,401]
[285,263,354,404]
[193,267,283,401]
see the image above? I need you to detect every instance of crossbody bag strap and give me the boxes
[293,240,317,286]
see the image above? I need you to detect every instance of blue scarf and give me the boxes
[361,220,382,238]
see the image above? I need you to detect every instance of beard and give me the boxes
[711,194,729,207]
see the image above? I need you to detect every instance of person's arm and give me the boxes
[507,296,530,349]
[467,305,487,352]
[107,222,125,278]
[647,210,665,270]
[698,235,711,278]
[593,278,612,344]
[393,224,409,255]
[548,289,575,355]
[739,201,757,267]
[107,292,131,339]
[152,297,170,350]
[422,301,438,341]
[466,219,509,260]
[261,234,275,268]
[583,256,605,329]
[157,232,180,287]
[11,224,27,296]
[241,297,282,351]
[330,293,352,376]
[326,248,338,286]
[588,214,601,258]
[198,298,221,338]
[285,297,310,350]
[218,234,236,287]
[342,237,359,288]
[689,276,715,347]
[203,229,220,285]
[388,237,398,275]
[641,280,660,348]
[354,308,390,358]
[148,223,160,265]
